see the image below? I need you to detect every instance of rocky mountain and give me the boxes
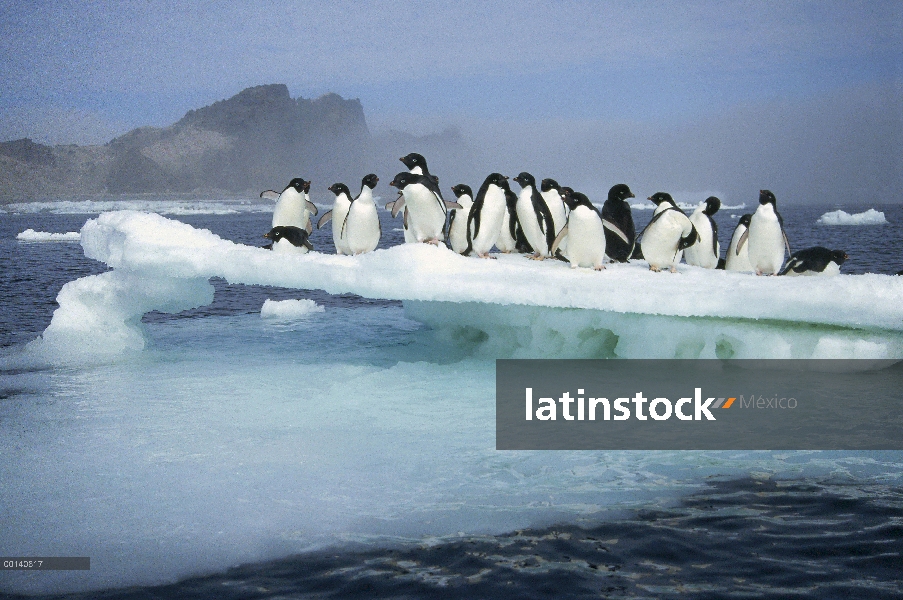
[0,85,373,201]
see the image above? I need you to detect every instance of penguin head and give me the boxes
[287,178,310,194]
[361,174,379,189]
[739,213,753,227]
[647,192,674,207]
[759,190,777,206]
[512,172,535,189]
[703,196,721,216]
[263,225,309,247]
[328,183,351,198]
[451,183,473,199]
[484,172,509,189]
[560,187,577,210]
[540,178,561,194]
[608,184,635,202]
[400,153,427,171]
[389,172,412,190]
[570,191,594,210]
[831,249,849,265]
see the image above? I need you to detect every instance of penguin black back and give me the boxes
[513,171,556,254]
[601,183,636,262]
[263,225,313,250]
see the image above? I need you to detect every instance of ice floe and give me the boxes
[817,208,888,225]
[16,229,81,242]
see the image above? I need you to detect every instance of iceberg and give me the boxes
[260,298,325,320]
[817,208,888,225]
[16,229,81,242]
[28,211,903,362]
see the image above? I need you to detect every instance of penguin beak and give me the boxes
[389,182,397,187]
[627,192,635,198]
[647,196,653,201]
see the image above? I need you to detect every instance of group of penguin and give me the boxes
[261,153,849,277]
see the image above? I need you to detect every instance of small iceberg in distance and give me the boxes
[260,298,325,321]
[16,229,81,241]
[817,208,888,225]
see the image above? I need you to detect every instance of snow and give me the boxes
[27,210,903,362]
[260,298,325,320]
[817,208,888,225]
[16,229,81,241]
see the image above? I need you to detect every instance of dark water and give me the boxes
[1,477,900,600]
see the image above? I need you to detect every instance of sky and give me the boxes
[1,1,901,203]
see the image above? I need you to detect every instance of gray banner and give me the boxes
[496,359,903,450]
[0,557,90,570]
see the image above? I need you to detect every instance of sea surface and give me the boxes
[1,200,902,598]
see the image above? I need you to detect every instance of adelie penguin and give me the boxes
[745,190,791,275]
[639,192,699,272]
[495,185,524,254]
[341,174,381,255]
[540,178,568,242]
[684,196,722,269]
[463,173,510,258]
[388,172,461,244]
[318,183,354,255]
[263,226,313,253]
[448,184,474,254]
[601,184,637,262]
[261,178,318,234]
[779,247,848,276]
[725,214,754,272]
[512,172,556,259]
[551,190,605,270]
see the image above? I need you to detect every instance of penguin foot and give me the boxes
[670,266,678,273]
[478,253,496,260]
[594,265,606,271]
[649,266,660,272]
[424,239,441,246]
[528,254,545,261]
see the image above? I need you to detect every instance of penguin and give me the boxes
[684,196,722,269]
[342,174,381,255]
[512,172,556,259]
[400,152,435,179]
[463,173,510,258]
[261,178,318,234]
[745,190,791,275]
[601,184,637,262]
[495,186,521,253]
[725,214,754,272]
[263,226,313,253]
[447,184,474,254]
[639,192,699,272]
[388,172,458,244]
[540,178,568,237]
[317,183,354,255]
[778,247,848,276]
[550,189,607,270]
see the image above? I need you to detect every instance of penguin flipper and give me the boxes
[783,230,792,257]
[550,226,569,255]
[317,210,333,229]
[444,201,463,210]
[260,190,280,200]
[303,238,314,251]
[678,224,699,251]
[306,220,313,235]
[403,208,409,230]
[391,197,406,218]
[736,230,749,255]
[306,201,318,216]
[601,219,629,244]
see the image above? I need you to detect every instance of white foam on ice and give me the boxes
[260,298,325,320]
[28,210,903,362]
[16,229,81,242]
[817,208,888,225]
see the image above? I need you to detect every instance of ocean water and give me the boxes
[1,201,902,598]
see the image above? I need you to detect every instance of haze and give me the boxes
[1,1,900,204]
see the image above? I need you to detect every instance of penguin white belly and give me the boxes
[515,189,548,255]
[565,206,606,268]
[403,185,446,243]
[643,211,688,270]
[495,207,517,252]
[448,196,473,254]
[273,238,308,254]
[748,211,785,274]
[331,198,352,255]
[345,201,380,255]
[725,226,753,272]
[469,188,507,256]
[541,190,568,237]
[684,211,718,268]
[272,191,310,230]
